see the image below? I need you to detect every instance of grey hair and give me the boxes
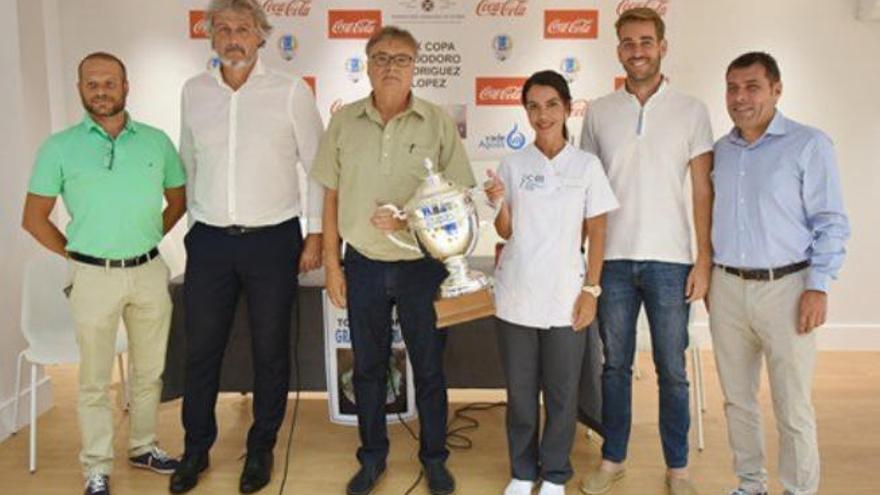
[365,26,419,56]
[206,0,273,39]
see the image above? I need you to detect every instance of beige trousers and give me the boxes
[68,256,172,476]
[708,266,819,495]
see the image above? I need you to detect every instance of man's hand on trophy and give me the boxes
[483,169,505,208]
[299,233,323,273]
[326,264,347,309]
[572,292,597,331]
[371,204,408,233]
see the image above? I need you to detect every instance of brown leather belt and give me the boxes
[715,260,809,281]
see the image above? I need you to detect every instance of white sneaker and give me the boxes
[504,478,535,495]
[538,480,566,495]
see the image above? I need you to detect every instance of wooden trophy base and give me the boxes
[434,287,496,328]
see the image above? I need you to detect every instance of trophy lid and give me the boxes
[406,158,459,208]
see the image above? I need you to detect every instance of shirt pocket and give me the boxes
[398,142,441,179]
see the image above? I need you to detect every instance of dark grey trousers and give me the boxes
[496,318,587,484]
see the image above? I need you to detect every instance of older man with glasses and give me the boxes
[312,25,475,495]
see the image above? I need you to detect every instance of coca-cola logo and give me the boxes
[189,10,208,39]
[616,0,670,16]
[475,77,527,106]
[475,0,528,17]
[544,10,599,39]
[328,10,382,39]
[260,0,312,17]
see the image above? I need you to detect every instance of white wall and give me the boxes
[668,1,880,348]
[0,0,56,441]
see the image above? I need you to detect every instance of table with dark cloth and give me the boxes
[160,257,604,433]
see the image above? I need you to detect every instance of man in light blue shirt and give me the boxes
[709,52,849,495]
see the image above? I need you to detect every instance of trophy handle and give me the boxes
[378,203,422,253]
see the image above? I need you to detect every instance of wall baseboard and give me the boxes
[0,372,53,443]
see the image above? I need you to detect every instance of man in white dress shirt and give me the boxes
[169,1,324,493]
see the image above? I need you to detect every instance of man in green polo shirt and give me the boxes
[312,26,475,495]
[21,52,186,495]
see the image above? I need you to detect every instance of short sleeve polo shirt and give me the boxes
[28,114,186,258]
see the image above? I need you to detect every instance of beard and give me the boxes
[219,56,255,70]
[624,56,661,83]
[81,95,126,118]
[218,45,255,70]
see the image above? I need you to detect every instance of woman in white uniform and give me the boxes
[485,71,619,495]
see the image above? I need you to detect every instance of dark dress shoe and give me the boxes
[239,451,273,493]
[346,464,386,495]
[169,452,209,494]
[424,461,455,495]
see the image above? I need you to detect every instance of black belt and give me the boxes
[204,218,295,236]
[69,247,159,269]
[716,260,809,281]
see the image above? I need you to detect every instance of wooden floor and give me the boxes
[1,352,877,494]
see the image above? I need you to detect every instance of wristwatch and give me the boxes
[581,284,602,298]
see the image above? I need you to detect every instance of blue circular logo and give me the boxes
[507,124,526,150]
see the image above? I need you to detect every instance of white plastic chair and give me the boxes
[11,253,128,473]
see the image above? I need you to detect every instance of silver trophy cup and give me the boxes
[381,158,490,298]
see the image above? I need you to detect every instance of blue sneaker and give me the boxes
[129,446,180,474]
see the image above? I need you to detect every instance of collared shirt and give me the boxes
[180,58,324,231]
[494,144,618,329]
[311,95,475,261]
[28,114,186,258]
[580,81,714,263]
[713,111,849,292]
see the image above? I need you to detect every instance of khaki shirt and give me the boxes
[311,95,475,261]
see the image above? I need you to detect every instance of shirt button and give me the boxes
[383,153,388,157]
[740,170,745,176]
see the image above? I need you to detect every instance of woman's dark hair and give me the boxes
[521,70,573,140]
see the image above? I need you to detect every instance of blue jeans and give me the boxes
[344,247,450,469]
[598,260,691,468]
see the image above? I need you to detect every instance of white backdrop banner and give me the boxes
[178,0,673,160]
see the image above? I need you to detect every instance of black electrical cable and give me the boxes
[277,289,303,495]
[396,383,507,495]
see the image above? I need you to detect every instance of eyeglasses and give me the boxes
[104,143,115,170]
[369,53,414,68]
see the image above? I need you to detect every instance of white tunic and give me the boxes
[580,82,714,263]
[494,143,619,329]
